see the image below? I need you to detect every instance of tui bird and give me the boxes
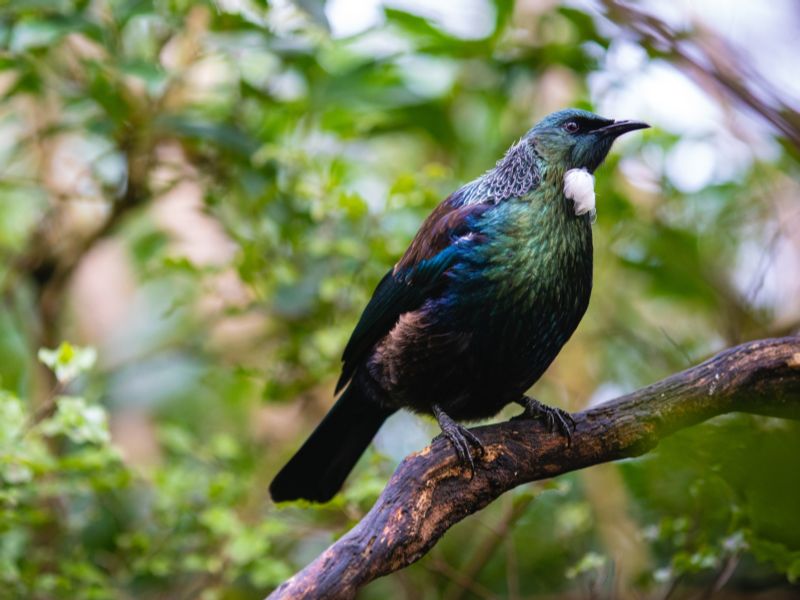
[270,108,648,503]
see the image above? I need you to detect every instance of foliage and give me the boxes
[0,0,798,598]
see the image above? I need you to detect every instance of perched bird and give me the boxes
[270,108,648,503]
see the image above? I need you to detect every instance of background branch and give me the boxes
[601,0,800,151]
[268,336,800,599]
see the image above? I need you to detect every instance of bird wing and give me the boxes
[335,199,492,394]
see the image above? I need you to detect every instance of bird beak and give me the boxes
[597,120,650,138]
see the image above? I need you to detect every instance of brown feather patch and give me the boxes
[394,200,491,273]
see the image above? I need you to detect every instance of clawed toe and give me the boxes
[549,408,575,439]
[433,405,485,477]
[515,395,576,444]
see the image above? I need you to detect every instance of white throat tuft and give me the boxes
[563,168,596,220]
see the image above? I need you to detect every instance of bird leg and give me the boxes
[432,404,485,476]
[513,395,576,443]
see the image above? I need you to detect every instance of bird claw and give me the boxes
[513,395,576,444]
[433,405,485,477]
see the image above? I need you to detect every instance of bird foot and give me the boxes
[432,405,485,477]
[513,395,576,444]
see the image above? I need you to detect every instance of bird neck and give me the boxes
[539,159,568,188]
[460,141,542,206]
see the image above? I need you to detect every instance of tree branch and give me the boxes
[600,0,800,151]
[267,337,800,600]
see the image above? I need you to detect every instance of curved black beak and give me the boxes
[598,120,650,138]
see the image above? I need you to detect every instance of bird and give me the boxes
[270,108,649,503]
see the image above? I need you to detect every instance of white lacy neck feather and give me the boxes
[563,168,596,220]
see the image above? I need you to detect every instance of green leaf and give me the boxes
[200,506,240,536]
[566,551,607,579]
[250,557,293,588]
[227,528,269,566]
[0,391,26,446]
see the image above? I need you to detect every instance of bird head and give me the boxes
[526,108,649,173]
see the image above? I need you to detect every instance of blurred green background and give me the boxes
[1,0,799,598]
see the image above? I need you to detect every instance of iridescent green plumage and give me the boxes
[271,109,648,503]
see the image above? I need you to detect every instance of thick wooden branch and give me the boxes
[268,337,800,600]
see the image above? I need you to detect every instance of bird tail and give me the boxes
[269,385,394,503]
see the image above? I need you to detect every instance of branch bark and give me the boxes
[267,336,800,600]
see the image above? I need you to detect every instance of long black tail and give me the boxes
[269,385,394,503]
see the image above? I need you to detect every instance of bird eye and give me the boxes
[563,121,580,134]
